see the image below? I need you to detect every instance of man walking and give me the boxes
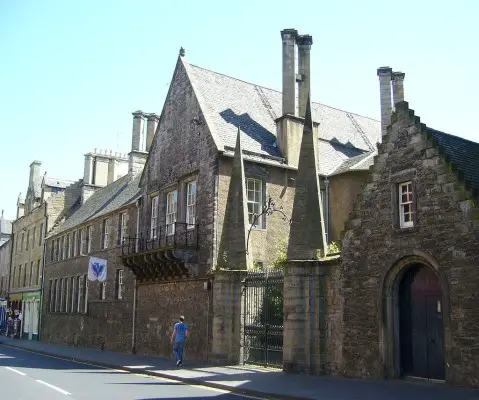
[170,315,188,367]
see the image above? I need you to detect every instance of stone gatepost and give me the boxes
[284,258,341,374]
[211,269,247,363]
[211,128,251,363]
[283,94,342,374]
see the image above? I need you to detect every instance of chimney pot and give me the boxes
[392,71,406,106]
[297,34,313,118]
[131,110,146,152]
[377,67,393,137]
[146,113,160,152]
[281,29,298,116]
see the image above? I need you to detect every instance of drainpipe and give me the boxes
[131,198,141,353]
[324,177,330,243]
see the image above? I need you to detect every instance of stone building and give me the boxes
[40,29,381,360]
[340,68,479,387]
[10,161,84,340]
[0,211,12,299]
[118,29,380,362]
[40,112,154,350]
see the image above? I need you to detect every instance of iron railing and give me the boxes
[121,223,199,256]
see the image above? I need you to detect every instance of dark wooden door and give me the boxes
[399,265,445,380]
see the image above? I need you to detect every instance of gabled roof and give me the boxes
[50,174,141,237]
[185,61,380,175]
[426,127,479,192]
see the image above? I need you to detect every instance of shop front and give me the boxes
[22,291,41,340]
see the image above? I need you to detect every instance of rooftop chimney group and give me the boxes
[377,67,406,137]
[280,29,313,118]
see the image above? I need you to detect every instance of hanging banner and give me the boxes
[88,257,107,282]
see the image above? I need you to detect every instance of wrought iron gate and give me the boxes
[242,270,284,367]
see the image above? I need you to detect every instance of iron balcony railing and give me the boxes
[121,222,199,256]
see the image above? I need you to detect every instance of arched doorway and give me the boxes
[398,264,445,380]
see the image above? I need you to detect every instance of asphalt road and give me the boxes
[0,345,255,400]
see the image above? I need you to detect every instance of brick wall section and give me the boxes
[135,280,212,361]
[340,102,479,387]
[42,204,138,352]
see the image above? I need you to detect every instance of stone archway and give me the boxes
[379,252,451,381]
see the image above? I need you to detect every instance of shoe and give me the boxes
[178,361,183,367]
[176,360,181,367]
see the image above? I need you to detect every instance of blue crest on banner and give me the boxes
[88,257,107,282]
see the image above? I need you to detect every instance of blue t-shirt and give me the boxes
[174,322,188,342]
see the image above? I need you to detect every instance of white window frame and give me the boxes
[66,233,71,259]
[83,275,88,313]
[399,181,414,228]
[70,276,76,313]
[76,276,82,313]
[120,212,128,244]
[32,227,36,248]
[166,190,177,236]
[116,269,123,300]
[37,260,42,285]
[79,228,85,255]
[102,219,110,249]
[72,231,77,257]
[150,196,159,239]
[65,278,70,313]
[29,261,34,286]
[39,222,44,246]
[246,178,264,229]
[86,225,92,253]
[186,181,197,229]
[100,281,107,300]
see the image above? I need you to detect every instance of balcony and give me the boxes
[121,223,199,282]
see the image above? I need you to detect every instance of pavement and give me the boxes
[1,337,479,400]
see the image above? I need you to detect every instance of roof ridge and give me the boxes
[426,127,479,146]
[188,63,379,122]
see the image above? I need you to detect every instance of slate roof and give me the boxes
[427,127,479,192]
[329,150,377,176]
[50,174,141,236]
[43,177,75,189]
[186,62,381,176]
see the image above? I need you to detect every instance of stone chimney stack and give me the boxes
[392,71,405,107]
[281,29,298,116]
[29,160,41,187]
[297,35,313,118]
[128,110,150,179]
[377,67,393,137]
[83,153,93,185]
[146,113,160,152]
[107,158,118,185]
[131,110,146,151]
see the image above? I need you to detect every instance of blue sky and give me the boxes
[1,0,477,220]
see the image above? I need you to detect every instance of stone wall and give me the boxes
[11,204,46,292]
[134,279,212,361]
[283,259,342,375]
[340,102,479,387]
[139,58,218,274]
[217,157,295,267]
[0,239,12,298]
[328,171,369,242]
[41,204,138,352]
